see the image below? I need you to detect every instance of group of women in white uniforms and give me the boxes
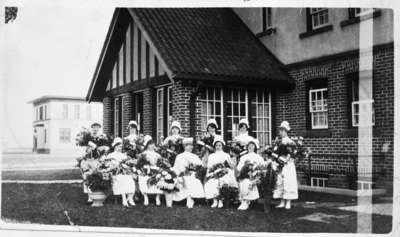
[86,117,298,210]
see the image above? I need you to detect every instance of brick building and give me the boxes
[86,8,394,192]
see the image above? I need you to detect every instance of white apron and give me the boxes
[138,150,163,194]
[107,151,136,195]
[237,152,265,201]
[204,151,238,199]
[172,151,205,201]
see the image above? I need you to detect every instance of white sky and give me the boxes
[1,6,114,148]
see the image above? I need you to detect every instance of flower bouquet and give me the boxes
[135,154,160,177]
[206,160,230,181]
[218,184,239,207]
[157,137,184,165]
[76,127,92,147]
[264,136,310,171]
[196,135,215,153]
[155,169,179,193]
[123,135,145,159]
[186,163,207,181]
[238,161,269,188]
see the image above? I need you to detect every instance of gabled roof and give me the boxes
[87,8,294,102]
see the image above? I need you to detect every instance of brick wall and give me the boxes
[102,96,113,136]
[121,93,133,137]
[171,80,192,137]
[275,44,394,191]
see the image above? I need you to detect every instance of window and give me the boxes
[44,129,47,144]
[348,74,375,127]
[62,104,68,119]
[309,88,328,129]
[226,88,248,141]
[357,180,374,190]
[86,105,92,120]
[35,107,38,121]
[114,98,120,137]
[156,88,164,143]
[311,177,328,187]
[262,8,273,31]
[355,8,374,17]
[59,128,71,143]
[251,90,271,146]
[74,104,80,119]
[167,86,173,134]
[352,100,375,127]
[39,106,44,120]
[199,88,223,135]
[44,105,47,120]
[310,8,329,29]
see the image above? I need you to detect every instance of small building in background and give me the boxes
[29,95,103,155]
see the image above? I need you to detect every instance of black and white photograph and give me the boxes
[1,0,399,236]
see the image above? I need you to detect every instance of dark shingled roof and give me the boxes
[130,8,293,87]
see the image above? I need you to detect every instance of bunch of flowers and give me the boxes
[83,159,113,192]
[155,169,179,193]
[122,135,145,159]
[206,160,230,180]
[238,161,269,187]
[186,163,207,181]
[135,154,160,177]
[218,184,239,204]
[264,136,310,171]
[226,141,245,157]
[157,137,184,165]
[196,135,215,152]
[76,127,92,147]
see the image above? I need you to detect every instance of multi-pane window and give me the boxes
[309,88,328,129]
[74,104,80,119]
[262,8,273,31]
[114,98,120,137]
[349,76,375,127]
[199,88,223,135]
[251,90,271,146]
[59,128,71,143]
[62,104,68,119]
[311,177,328,187]
[226,89,248,141]
[35,107,39,121]
[44,105,47,120]
[310,8,329,29]
[355,8,374,16]
[39,106,44,120]
[167,86,173,134]
[352,100,375,127]
[156,88,164,143]
[86,105,92,120]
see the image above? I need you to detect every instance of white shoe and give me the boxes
[122,201,129,207]
[156,197,161,206]
[276,203,285,208]
[217,200,223,208]
[128,200,136,206]
[237,201,249,210]
[187,198,194,208]
[211,200,218,208]
[143,196,149,206]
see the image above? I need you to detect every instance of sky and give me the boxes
[1,6,114,149]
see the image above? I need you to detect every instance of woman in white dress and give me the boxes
[273,121,298,210]
[232,118,255,164]
[172,137,205,208]
[137,135,163,206]
[197,118,219,167]
[204,135,237,208]
[107,137,136,207]
[161,120,184,166]
[236,138,265,210]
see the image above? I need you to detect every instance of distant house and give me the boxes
[29,95,103,155]
[86,8,393,192]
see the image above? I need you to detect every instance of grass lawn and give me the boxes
[1,169,81,180]
[1,183,392,233]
